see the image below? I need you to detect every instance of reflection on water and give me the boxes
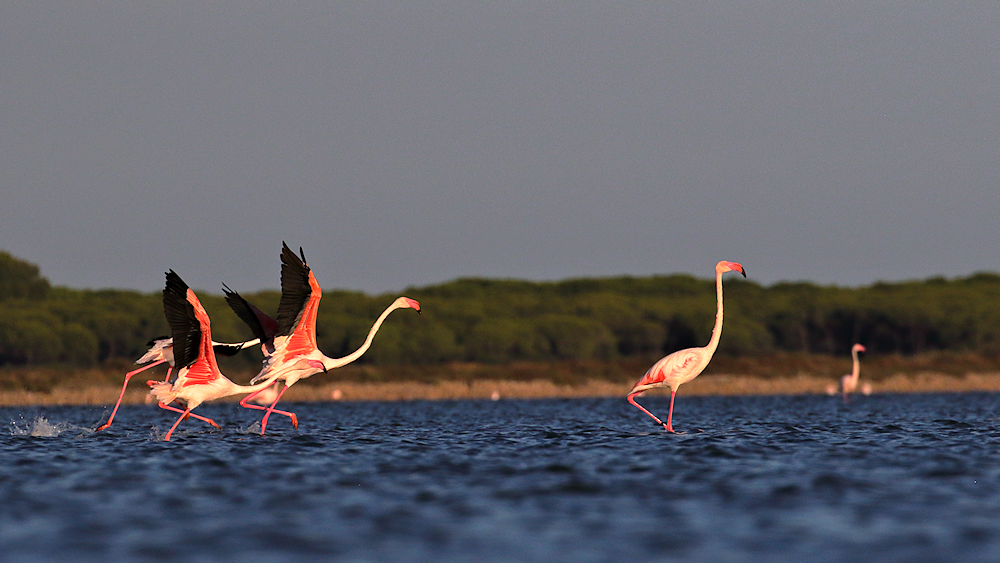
[2,394,1000,562]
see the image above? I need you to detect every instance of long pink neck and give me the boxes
[321,302,402,370]
[704,270,726,355]
[849,349,861,385]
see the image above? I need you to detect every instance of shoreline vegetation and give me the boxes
[6,251,1000,409]
[2,354,1000,407]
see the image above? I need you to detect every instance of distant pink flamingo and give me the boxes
[146,270,284,441]
[96,335,260,432]
[239,243,421,434]
[627,261,746,432]
[839,344,868,403]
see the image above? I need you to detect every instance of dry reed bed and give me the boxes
[3,372,1000,407]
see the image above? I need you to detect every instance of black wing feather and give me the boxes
[162,270,201,371]
[212,343,244,357]
[274,242,313,337]
[222,283,279,342]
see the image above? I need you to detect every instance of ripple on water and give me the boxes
[0,395,999,562]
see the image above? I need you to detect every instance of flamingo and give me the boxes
[239,243,421,434]
[146,270,283,441]
[96,335,261,432]
[838,344,869,403]
[627,261,746,433]
[220,283,298,421]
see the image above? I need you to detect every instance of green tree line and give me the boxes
[2,251,1000,369]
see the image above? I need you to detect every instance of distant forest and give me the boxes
[2,251,1000,370]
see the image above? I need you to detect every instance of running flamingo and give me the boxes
[240,243,421,434]
[838,343,869,403]
[221,283,297,417]
[627,261,746,432]
[146,270,283,441]
[96,335,260,432]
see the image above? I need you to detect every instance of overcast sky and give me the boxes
[1,2,998,295]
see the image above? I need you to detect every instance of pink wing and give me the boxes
[282,269,323,359]
[180,288,221,387]
[162,271,221,388]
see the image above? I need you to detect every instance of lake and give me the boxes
[3,393,1000,562]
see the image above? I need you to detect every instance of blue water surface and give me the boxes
[3,393,1000,562]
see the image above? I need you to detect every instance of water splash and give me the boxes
[9,416,85,437]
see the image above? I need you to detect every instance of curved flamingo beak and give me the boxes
[307,359,327,373]
[405,298,421,314]
[855,344,866,353]
[728,262,747,277]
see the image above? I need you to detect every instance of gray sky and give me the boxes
[2,2,998,294]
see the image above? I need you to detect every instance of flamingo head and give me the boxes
[853,344,866,353]
[717,261,746,278]
[306,359,327,373]
[397,297,422,314]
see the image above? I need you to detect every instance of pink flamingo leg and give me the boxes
[163,406,193,441]
[96,360,168,431]
[259,385,294,435]
[155,401,220,429]
[628,391,674,432]
[240,384,298,429]
[664,389,676,433]
[241,386,266,404]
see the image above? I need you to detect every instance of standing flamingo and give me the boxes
[146,270,283,441]
[627,261,746,432]
[838,343,868,403]
[239,243,421,434]
[96,335,261,432]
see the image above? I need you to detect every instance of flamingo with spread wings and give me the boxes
[220,283,299,422]
[239,243,421,434]
[146,270,283,441]
[96,335,260,432]
[627,261,745,433]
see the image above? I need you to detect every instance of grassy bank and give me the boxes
[1,352,1000,406]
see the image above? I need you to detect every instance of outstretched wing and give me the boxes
[222,283,279,342]
[274,242,323,357]
[162,271,201,371]
[162,270,219,386]
[275,242,315,337]
[212,342,251,357]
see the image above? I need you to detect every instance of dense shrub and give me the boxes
[4,251,1000,368]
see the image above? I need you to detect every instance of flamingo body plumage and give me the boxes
[147,271,282,441]
[96,335,261,432]
[627,261,745,433]
[240,243,420,434]
[221,282,299,425]
[839,344,868,403]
